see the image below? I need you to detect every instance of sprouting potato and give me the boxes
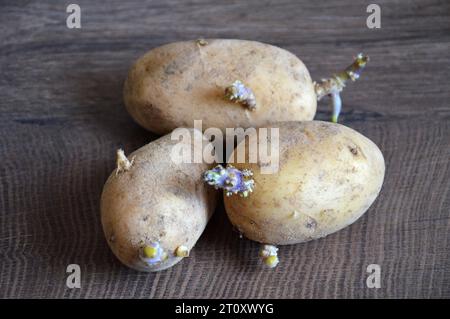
[124,39,368,134]
[204,121,385,267]
[100,130,218,272]
[124,39,315,135]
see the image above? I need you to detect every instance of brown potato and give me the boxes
[124,39,317,135]
[213,121,385,246]
[100,130,218,271]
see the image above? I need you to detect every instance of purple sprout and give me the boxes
[203,164,254,197]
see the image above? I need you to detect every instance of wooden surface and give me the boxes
[0,0,449,299]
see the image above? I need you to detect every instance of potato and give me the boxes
[123,39,317,135]
[100,130,218,272]
[205,121,385,247]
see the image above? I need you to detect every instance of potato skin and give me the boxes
[124,39,316,135]
[224,121,385,245]
[100,131,217,271]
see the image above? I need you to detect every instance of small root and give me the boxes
[140,242,167,266]
[225,80,257,111]
[259,244,279,268]
[203,164,254,198]
[196,38,208,46]
[175,245,189,257]
[116,149,135,175]
[314,53,369,123]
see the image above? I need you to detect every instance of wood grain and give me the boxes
[0,0,449,298]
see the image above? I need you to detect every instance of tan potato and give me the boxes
[124,39,317,135]
[100,130,218,271]
[208,121,385,246]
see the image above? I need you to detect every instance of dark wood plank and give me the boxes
[0,0,449,298]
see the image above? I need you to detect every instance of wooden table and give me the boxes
[1,0,449,298]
